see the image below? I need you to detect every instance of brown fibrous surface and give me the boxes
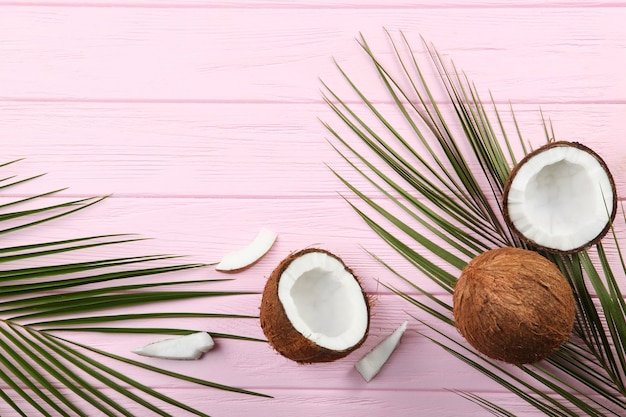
[453,247,576,365]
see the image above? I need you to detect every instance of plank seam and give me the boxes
[1,2,626,9]
[2,98,626,106]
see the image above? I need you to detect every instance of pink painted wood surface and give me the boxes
[1,1,625,416]
[2,7,626,103]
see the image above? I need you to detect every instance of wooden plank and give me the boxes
[3,194,626,294]
[0,387,546,417]
[1,7,625,102]
[1,103,625,198]
[8,0,626,7]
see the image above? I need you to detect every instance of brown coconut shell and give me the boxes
[502,140,617,254]
[259,248,370,363]
[453,247,576,365]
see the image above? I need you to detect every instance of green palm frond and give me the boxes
[325,30,626,415]
[0,160,269,416]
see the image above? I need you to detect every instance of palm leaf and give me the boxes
[0,162,268,415]
[325,30,626,415]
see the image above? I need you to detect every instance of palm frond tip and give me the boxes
[325,30,626,415]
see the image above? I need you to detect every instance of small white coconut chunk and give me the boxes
[506,145,614,252]
[278,251,369,352]
[355,321,408,382]
[216,228,277,272]
[132,332,215,360]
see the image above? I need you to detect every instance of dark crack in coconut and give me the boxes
[260,248,370,363]
[503,141,616,254]
[453,247,576,365]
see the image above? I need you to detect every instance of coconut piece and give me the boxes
[453,247,576,365]
[132,332,215,360]
[260,248,370,363]
[215,228,277,272]
[503,141,616,254]
[355,320,408,382]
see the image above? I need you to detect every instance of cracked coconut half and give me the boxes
[503,141,616,253]
[260,248,370,363]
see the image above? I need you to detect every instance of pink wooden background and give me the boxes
[2,1,625,416]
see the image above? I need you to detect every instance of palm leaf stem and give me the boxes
[30,312,258,327]
[454,390,516,417]
[6,290,255,321]
[0,234,136,254]
[11,324,132,417]
[522,363,618,416]
[0,255,187,283]
[0,364,51,416]
[0,237,151,264]
[0,188,68,210]
[547,347,626,410]
[44,327,265,342]
[0,197,95,222]
[355,205,458,292]
[0,277,216,310]
[338,177,467,270]
[417,322,575,417]
[0,388,28,417]
[0,336,71,416]
[0,174,46,191]
[0,196,107,236]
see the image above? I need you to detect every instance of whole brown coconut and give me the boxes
[260,248,370,363]
[453,247,576,365]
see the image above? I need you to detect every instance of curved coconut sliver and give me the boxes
[215,228,277,272]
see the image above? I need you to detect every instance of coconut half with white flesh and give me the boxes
[260,248,370,363]
[503,141,616,253]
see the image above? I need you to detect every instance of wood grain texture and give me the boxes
[1,7,626,103]
[1,0,625,416]
[0,388,547,417]
[10,1,626,6]
[2,103,625,197]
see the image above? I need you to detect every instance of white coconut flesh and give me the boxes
[506,145,614,252]
[277,251,369,351]
[132,332,215,360]
[215,228,277,272]
[355,320,408,382]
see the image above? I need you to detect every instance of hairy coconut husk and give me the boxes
[453,247,576,365]
[502,141,617,254]
[259,248,370,363]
